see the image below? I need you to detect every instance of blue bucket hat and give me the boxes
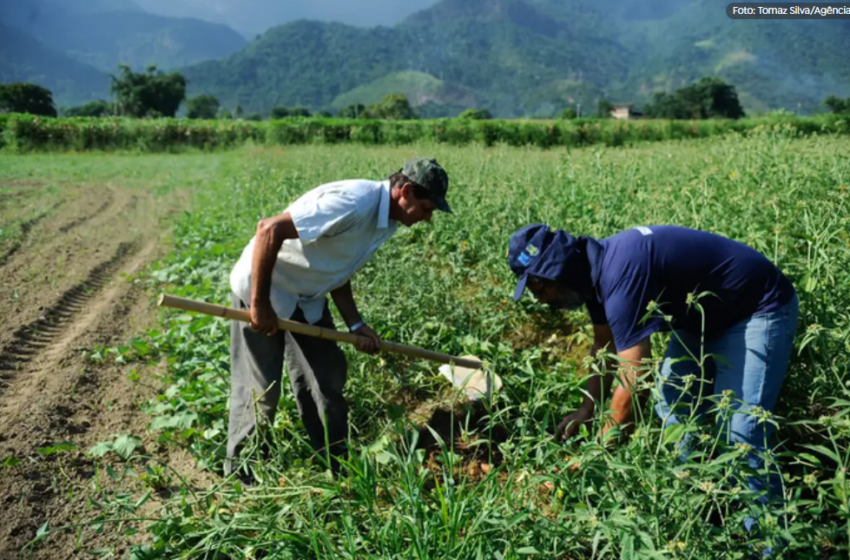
[507,223,602,301]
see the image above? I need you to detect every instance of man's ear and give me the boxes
[400,182,414,199]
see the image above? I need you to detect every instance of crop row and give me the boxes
[1,113,848,152]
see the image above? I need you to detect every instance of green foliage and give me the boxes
[64,99,112,117]
[643,77,746,120]
[40,132,846,558]
[557,107,578,120]
[0,82,58,117]
[364,93,417,120]
[287,107,311,118]
[597,98,615,118]
[0,114,265,152]
[185,94,219,119]
[336,104,366,119]
[823,95,850,115]
[330,70,475,115]
[269,106,311,118]
[110,64,187,118]
[459,108,492,120]
[270,106,287,119]
[88,434,144,461]
[3,114,850,153]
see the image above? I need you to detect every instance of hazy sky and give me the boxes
[135,0,441,36]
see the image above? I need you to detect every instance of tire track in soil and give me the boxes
[0,241,138,389]
[0,201,63,269]
[57,191,115,234]
[0,183,195,560]
[0,240,157,560]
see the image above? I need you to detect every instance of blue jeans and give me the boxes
[655,294,799,522]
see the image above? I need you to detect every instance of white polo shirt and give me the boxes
[229,179,398,324]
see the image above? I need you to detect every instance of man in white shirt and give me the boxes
[227,157,452,478]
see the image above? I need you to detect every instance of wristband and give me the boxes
[349,320,365,333]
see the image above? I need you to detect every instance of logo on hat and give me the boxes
[517,243,539,266]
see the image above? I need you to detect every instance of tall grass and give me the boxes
[1,113,849,153]
[14,129,850,559]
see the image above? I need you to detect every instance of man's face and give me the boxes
[526,276,585,310]
[398,183,435,227]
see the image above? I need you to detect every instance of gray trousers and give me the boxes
[226,293,349,474]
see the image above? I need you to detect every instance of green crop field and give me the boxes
[3,129,849,560]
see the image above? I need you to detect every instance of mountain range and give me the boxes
[2,0,848,116]
[0,0,245,106]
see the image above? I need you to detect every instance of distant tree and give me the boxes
[597,98,615,118]
[458,108,492,120]
[337,103,366,119]
[244,112,263,121]
[315,110,333,118]
[557,107,577,119]
[698,77,745,119]
[643,77,745,119]
[270,106,311,118]
[0,83,57,117]
[186,94,219,119]
[270,106,290,119]
[823,94,850,114]
[234,104,243,118]
[65,100,112,117]
[217,108,233,119]
[643,92,690,119]
[110,64,186,118]
[288,106,311,117]
[366,94,416,120]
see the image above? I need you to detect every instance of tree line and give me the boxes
[2,68,849,121]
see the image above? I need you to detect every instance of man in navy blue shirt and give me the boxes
[507,223,798,514]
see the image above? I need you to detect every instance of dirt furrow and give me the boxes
[57,192,115,234]
[0,179,192,560]
[0,201,63,269]
[0,241,138,388]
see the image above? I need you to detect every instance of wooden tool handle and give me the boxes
[157,294,484,369]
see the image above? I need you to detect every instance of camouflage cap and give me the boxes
[399,157,451,213]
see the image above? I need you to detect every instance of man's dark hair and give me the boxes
[389,172,430,201]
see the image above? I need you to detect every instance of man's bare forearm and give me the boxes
[608,366,639,426]
[251,213,298,306]
[580,344,616,411]
[330,281,362,328]
[604,338,653,433]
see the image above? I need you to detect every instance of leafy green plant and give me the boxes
[88,435,144,461]
[8,131,850,558]
[3,113,850,153]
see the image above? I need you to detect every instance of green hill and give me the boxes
[182,20,401,113]
[331,71,476,111]
[610,0,850,114]
[5,0,848,116]
[0,0,245,73]
[181,0,624,116]
[0,22,110,107]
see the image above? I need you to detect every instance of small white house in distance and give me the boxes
[610,104,642,120]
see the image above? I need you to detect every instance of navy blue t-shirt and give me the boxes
[586,225,796,351]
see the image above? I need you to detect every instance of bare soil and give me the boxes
[0,180,200,560]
